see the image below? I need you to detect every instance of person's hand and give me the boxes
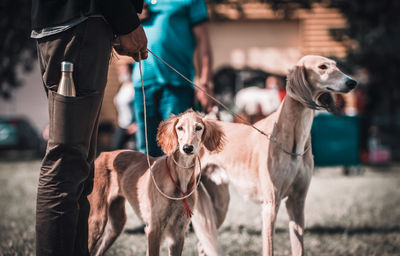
[138,3,150,21]
[126,123,138,135]
[195,82,214,113]
[114,25,148,61]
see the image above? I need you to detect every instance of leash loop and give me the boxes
[139,53,202,201]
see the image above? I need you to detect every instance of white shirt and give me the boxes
[114,83,135,129]
[235,86,281,116]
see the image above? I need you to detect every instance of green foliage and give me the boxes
[330,0,400,80]
[330,0,400,157]
[0,0,37,100]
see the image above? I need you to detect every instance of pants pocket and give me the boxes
[48,90,103,155]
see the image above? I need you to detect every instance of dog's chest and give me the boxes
[162,193,195,229]
[268,156,312,198]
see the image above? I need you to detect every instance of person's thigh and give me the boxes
[160,84,195,120]
[37,18,112,96]
[134,85,163,156]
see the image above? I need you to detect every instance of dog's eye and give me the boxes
[177,126,183,131]
[195,126,202,131]
[319,64,328,70]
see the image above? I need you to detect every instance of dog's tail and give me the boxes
[88,152,112,253]
[192,174,230,256]
[88,151,127,256]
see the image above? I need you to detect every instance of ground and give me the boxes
[0,160,399,255]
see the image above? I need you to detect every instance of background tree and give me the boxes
[329,0,400,159]
[0,0,36,100]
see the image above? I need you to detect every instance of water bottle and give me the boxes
[57,61,76,96]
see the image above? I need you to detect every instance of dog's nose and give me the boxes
[183,145,194,154]
[346,78,357,89]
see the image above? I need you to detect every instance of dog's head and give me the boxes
[286,55,357,113]
[157,109,225,156]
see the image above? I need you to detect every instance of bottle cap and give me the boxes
[61,61,73,72]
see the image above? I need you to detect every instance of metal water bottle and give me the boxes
[57,61,76,96]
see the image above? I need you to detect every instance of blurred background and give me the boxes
[1,0,400,255]
[1,0,399,165]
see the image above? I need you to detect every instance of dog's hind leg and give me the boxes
[201,175,230,228]
[192,183,220,256]
[91,196,127,256]
[286,188,308,256]
[88,206,108,254]
[192,175,229,256]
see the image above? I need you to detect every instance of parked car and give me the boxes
[0,116,46,158]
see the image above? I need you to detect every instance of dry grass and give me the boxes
[0,161,399,255]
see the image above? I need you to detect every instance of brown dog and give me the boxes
[192,55,357,256]
[88,110,224,256]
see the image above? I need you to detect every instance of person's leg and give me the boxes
[36,17,112,256]
[112,128,128,149]
[133,85,163,157]
[160,85,195,120]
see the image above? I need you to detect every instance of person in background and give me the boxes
[265,75,286,102]
[112,63,138,150]
[31,0,147,254]
[235,75,284,123]
[132,0,213,157]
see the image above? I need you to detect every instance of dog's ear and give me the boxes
[202,117,225,152]
[157,114,178,155]
[318,93,340,116]
[286,65,319,109]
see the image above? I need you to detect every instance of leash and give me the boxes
[146,49,310,157]
[165,157,195,218]
[138,53,202,201]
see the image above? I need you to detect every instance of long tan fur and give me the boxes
[192,55,357,256]
[88,110,224,256]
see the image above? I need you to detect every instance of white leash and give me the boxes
[138,54,202,201]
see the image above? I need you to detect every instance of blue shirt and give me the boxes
[132,0,208,88]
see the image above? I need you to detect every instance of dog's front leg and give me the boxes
[167,235,185,256]
[261,200,280,256]
[146,227,162,256]
[286,193,306,256]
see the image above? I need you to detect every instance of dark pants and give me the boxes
[35,18,112,256]
[112,127,135,150]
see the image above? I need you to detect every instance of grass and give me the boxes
[0,161,399,255]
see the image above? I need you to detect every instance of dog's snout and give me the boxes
[345,78,357,89]
[183,145,194,154]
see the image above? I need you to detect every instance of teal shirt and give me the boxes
[132,0,208,88]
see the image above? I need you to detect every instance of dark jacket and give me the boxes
[31,0,143,35]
